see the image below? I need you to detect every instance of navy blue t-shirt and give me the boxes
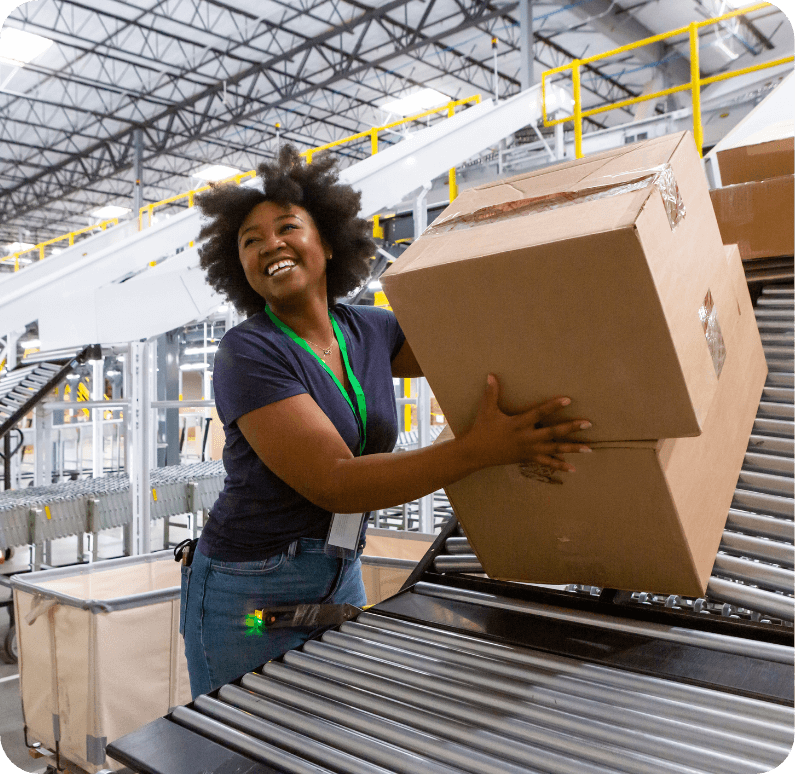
[199,303,406,561]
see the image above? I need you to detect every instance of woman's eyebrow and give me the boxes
[238,212,304,243]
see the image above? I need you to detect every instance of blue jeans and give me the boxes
[180,537,366,700]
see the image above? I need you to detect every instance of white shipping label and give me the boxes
[327,512,366,551]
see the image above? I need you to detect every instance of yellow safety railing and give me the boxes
[139,95,481,232]
[541,2,793,158]
[0,218,120,272]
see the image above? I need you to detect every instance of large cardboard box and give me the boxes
[382,132,731,442]
[710,175,794,261]
[440,245,766,597]
[717,136,794,187]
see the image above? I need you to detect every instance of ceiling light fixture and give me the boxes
[192,164,243,182]
[91,205,131,219]
[5,240,34,253]
[180,362,209,371]
[380,88,451,117]
[0,27,52,65]
[184,345,218,356]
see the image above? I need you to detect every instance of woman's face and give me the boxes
[237,201,329,306]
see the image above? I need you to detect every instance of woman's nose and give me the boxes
[260,232,285,254]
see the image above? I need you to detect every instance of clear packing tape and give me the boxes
[699,289,727,378]
[425,163,686,236]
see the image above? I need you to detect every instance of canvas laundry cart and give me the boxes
[11,552,191,773]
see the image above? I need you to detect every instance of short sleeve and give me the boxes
[212,327,307,427]
[360,306,405,360]
[385,309,406,361]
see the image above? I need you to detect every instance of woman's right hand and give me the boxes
[461,374,592,474]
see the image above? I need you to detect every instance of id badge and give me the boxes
[325,512,366,559]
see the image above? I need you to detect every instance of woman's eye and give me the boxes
[243,237,259,247]
[281,223,298,232]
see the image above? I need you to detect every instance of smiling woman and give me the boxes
[181,145,591,700]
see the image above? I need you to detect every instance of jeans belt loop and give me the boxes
[287,540,299,559]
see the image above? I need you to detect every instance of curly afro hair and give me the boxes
[196,145,375,316]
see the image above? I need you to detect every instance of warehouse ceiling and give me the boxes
[0,0,792,247]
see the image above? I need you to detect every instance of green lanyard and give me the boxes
[264,307,368,456]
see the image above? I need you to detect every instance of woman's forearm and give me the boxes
[314,433,483,513]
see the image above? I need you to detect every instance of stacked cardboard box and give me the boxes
[709,124,794,263]
[382,131,767,596]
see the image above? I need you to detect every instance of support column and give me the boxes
[129,341,152,555]
[6,331,20,371]
[133,128,144,218]
[158,332,180,467]
[519,0,535,91]
[413,183,434,534]
[416,377,434,534]
[148,338,158,468]
[92,356,104,478]
[555,113,565,160]
[33,405,53,487]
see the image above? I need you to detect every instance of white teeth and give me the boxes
[267,259,296,276]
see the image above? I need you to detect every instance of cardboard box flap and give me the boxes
[426,143,687,240]
[386,187,649,276]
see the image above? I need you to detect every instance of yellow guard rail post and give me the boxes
[541,2,793,158]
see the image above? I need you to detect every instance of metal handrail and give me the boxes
[0,218,119,272]
[541,1,793,158]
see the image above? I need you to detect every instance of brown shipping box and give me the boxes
[710,174,794,261]
[439,245,766,597]
[382,132,730,443]
[717,136,794,187]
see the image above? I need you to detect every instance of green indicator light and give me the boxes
[244,614,264,636]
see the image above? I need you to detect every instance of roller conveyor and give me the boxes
[0,460,225,551]
[108,574,793,774]
[106,279,793,773]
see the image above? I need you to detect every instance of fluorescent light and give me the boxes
[184,345,218,355]
[5,241,35,253]
[368,281,382,291]
[0,27,52,66]
[180,362,209,371]
[380,88,451,117]
[192,164,242,182]
[106,369,121,376]
[91,205,130,219]
[21,338,40,348]
[66,374,81,381]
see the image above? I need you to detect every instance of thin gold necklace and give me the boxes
[305,337,335,359]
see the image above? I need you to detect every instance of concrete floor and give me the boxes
[0,519,193,774]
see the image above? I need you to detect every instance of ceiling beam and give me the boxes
[550,0,693,104]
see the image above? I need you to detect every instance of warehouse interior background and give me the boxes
[0,0,794,772]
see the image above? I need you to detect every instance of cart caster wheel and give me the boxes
[1,624,17,664]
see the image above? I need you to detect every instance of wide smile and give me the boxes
[266,258,297,277]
